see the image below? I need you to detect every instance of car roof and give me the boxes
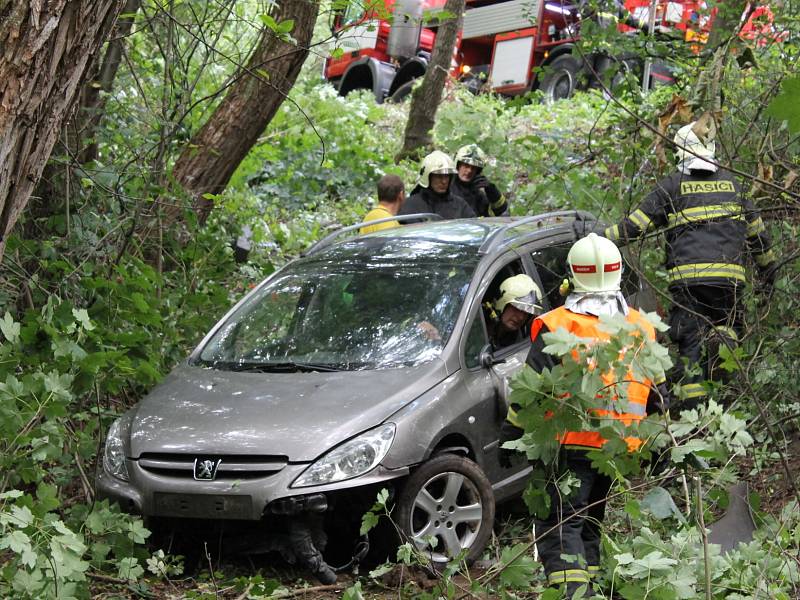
[305,211,596,259]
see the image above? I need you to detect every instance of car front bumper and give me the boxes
[96,460,409,520]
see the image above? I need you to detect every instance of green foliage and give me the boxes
[766,75,800,134]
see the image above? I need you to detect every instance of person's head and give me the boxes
[417,150,456,194]
[494,274,542,331]
[567,233,622,294]
[454,144,487,183]
[674,118,717,173]
[377,174,405,214]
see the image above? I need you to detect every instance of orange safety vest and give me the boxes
[533,306,655,451]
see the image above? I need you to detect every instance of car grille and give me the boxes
[137,453,288,480]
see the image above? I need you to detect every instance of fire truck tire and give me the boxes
[387,79,417,103]
[539,54,580,103]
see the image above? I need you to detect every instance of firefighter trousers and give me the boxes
[668,283,743,407]
[534,448,611,595]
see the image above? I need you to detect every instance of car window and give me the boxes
[464,315,487,369]
[197,245,479,371]
[480,258,529,353]
[530,242,571,310]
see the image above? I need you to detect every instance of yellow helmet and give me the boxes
[494,274,542,315]
[454,144,487,169]
[417,150,457,188]
[567,233,622,293]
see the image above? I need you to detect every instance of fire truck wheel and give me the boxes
[540,54,580,103]
[387,79,417,103]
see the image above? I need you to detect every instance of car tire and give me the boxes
[539,54,581,103]
[395,454,495,564]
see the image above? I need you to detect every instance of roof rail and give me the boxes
[478,210,596,255]
[303,213,443,256]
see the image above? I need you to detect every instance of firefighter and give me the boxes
[487,274,542,350]
[360,174,405,234]
[399,150,476,220]
[507,233,670,596]
[451,144,509,217]
[604,119,778,406]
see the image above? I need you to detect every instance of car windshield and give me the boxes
[197,239,479,371]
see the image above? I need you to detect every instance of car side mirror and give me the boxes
[479,344,506,369]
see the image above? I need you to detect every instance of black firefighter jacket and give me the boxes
[605,169,777,287]
[398,186,476,220]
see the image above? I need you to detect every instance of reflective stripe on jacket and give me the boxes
[605,169,776,286]
[533,306,654,451]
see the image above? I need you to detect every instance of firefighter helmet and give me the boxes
[567,233,623,293]
[417,150,457,188]
[674,121,717,172]
[454,144,487,169]
[494,274,542,315]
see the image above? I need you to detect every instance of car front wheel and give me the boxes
[395,454,495,564]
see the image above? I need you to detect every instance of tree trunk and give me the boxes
[168,0,318,224]
[0,0,123,261]
[396,0,465,162]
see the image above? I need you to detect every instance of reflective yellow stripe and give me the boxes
[746,217,766,237]
[491,196,505,210]
[667,204,743,227]
[712,325,738,341]
[667,262,746,283]
[605,224,620,241]
[507,407,521,428]
[629,209,652,232]
[548,569,590,584]
[654,374,667,385]
[755,249,776,267]
[682,383,707,399]
[588,565,600,578]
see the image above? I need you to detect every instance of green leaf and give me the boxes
[0,312,20,344]
[277,19,295,34]
[640,486,684,521]
[341,581,363,600]
[766,76,800,134]
[498,543,537,589]
[117,557,144,581]
[360,510,379,536]
[72,308,95,331]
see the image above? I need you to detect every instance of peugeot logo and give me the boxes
[193,458,221,481]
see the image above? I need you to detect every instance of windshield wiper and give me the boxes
[223,361,343,373]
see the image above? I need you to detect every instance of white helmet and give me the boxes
[494,274,542,315]
[674,120,717,172]
[567,233,623,293]
[417,150,457,188]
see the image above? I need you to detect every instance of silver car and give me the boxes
[97,213,654,580]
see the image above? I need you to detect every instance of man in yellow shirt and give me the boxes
[360,174,405,234]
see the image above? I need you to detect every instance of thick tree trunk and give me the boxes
[396,0,465,162]
[0,0,123,261]
[168,0,318,224]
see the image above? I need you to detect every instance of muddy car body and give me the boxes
[97,213,655,578]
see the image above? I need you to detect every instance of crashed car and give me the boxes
[97,212,655,581]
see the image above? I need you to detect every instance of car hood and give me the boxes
[128,361,447,462]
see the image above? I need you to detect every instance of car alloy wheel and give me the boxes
[396,454,495,564]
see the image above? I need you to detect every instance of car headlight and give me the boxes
[292,423,395,488]
[103,418,129,481]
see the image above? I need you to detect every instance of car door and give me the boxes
[459,254,534,502]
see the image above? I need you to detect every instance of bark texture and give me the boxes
[169,0,318,224]
[0,0,123,260]
[397,0,465,161]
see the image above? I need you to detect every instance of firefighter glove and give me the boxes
[646,382,672,415]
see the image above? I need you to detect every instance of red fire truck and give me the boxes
[323,0,771,103]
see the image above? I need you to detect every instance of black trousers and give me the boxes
[534,448,611,593]
[668,283,743,405]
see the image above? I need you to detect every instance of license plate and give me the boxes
[153,493,252,519]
